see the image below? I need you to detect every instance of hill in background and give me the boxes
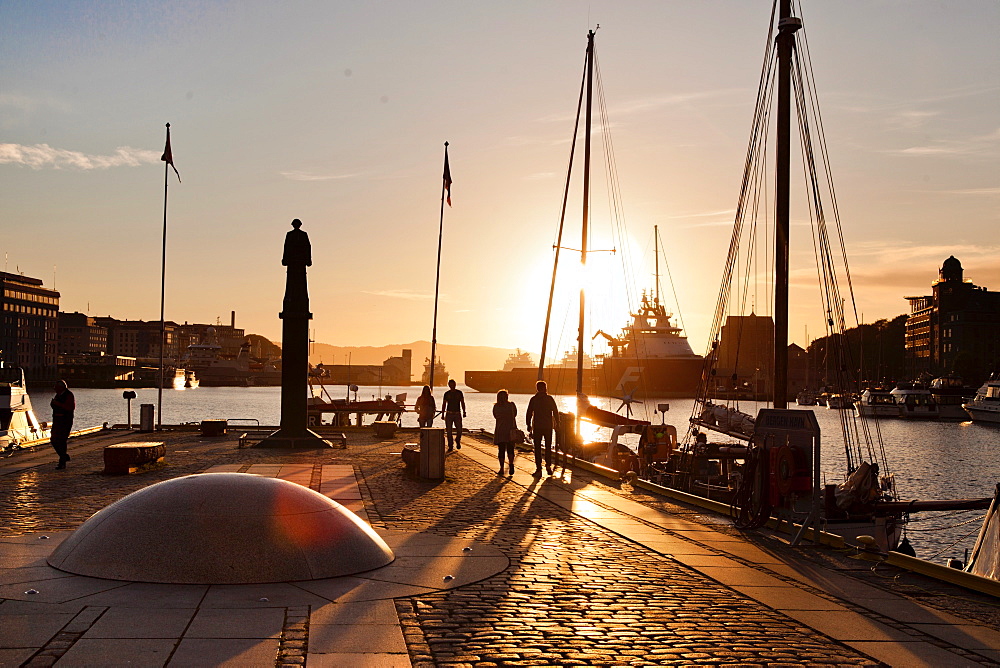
[309,341,530,383]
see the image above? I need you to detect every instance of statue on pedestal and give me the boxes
[257,219,330,449]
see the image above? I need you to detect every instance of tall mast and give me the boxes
[654,224,660,304]
[773,0,800,409]
[577,28,595,396]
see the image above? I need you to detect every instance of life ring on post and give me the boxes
[773,445,794,497]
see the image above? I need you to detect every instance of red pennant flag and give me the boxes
[442,145,452,207]
[161,123,181,182]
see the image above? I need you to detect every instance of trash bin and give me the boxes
[418,428,445,479]
[139,404,155,432]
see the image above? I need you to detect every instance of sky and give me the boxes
[2,0,998,363]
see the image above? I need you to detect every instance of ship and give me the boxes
[421,357,449,387]
[465,261,703,398]
[178,328,252,386]
[464,348,592,395]
[591,290,704,398]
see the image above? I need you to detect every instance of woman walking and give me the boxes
[415,385,436,428]
[493,389,518,475]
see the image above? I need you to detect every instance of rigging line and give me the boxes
[540,47,589,380]
[658,231,687,336]
[687,5,779,431]
[594,56,653,416]
[796,0,858,331]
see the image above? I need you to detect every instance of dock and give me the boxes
[1,428,998,666]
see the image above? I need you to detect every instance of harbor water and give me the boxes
[62,384,999,563]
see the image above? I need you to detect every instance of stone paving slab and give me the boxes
[167,637,280,666]
[183,607,285,639]
[57,637,176,667]
[82,607,195,639]
[847,640,980,668]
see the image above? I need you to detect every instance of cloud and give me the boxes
[280,170,363,181]
[887,110,939,130]
[883,127,1000,158]
[934,187,1000,196]
[362,289,435,301]
[0,143,160,169]
[537,89,743,124]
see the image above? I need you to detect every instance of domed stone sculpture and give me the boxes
[47,473,394,584]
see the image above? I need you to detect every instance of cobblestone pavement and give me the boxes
[3,430,998,666]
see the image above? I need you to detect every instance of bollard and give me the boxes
[139,404,155,432]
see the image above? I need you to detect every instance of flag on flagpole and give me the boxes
[161,123,181,182]
[442,145,452,207]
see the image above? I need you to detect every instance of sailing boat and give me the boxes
[528,28,665,470]
[643,0,910,549]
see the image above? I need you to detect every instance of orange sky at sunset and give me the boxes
[2,1,997,364]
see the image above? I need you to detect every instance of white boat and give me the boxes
[1,365,50,452]
[929,375,976,421]
[890,383,939,420]
[826,393,854,410]
[964,378,1000,424]
[855,388,897,418]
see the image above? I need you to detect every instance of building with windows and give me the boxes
[94,318,181,362]
[905,256,1000,381]
[0,272,60,381]
[58,312,108,355]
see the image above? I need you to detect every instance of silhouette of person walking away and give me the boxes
[442,379,467,451]
[50,380,75,469]
[493,390,518,475]
[526,380,559,476]
[415,385,436,428]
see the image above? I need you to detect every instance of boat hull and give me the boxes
[465,356,703,398]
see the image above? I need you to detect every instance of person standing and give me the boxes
[441,379,467,451]
[415,385,436,428]
[50,380,75,470]
[526,380,559,476]
[493,390,518,475]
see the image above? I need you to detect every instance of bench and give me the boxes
[373,421,398,438]
[103,442,166,475]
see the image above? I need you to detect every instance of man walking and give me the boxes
[441,379,467,451]
[526,380,559,476]
[50,380,75,470]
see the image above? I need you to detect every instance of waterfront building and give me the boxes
[0,271,60,381]
[94,317,181,362]
[313,349,413,387]
[710,314,807,399]
[58,312,108,355]
[905,256,1000,381]
[175,313,247,359]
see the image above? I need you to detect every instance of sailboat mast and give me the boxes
[773,0,800,409]
[578,28,595,396]
[654,224,660,305]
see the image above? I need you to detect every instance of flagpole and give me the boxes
[157,123,170,430]
[429,141,449,390]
